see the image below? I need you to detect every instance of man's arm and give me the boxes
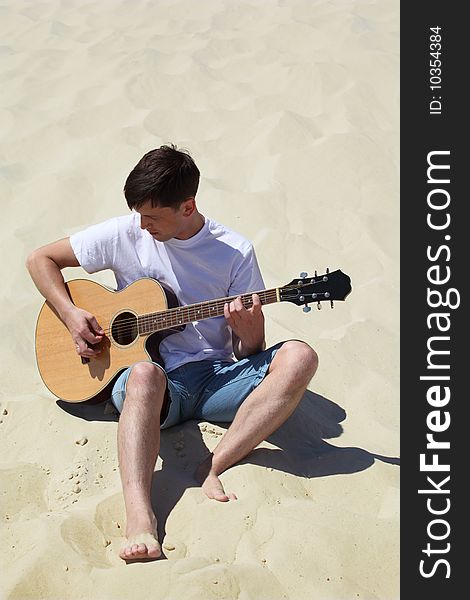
[224,294,266,360]
[26,238,105,358]
[26,238,80,319]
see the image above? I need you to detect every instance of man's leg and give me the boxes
[117,362,167,560]
[197,341,318,501]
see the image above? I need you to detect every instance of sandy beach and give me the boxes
[1,1,399,598]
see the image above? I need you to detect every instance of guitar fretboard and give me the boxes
[137,288,279,335]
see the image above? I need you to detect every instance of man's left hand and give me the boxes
[224,294,265,356]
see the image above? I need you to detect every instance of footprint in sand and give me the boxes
[1,463,48,522]
[94,492,137,561]
[93,493,126,541]
[60,515,112,569]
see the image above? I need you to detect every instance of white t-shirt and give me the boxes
[69,212,265,372]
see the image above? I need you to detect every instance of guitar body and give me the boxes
[35,278,183,402]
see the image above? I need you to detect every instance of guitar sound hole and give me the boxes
[111,311,138,346]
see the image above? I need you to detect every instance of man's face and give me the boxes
[137,199,194,242]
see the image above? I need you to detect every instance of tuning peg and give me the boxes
[300,271,308,278]
[326,267,330,274]
[314,270,317,277]
[303,305,311,313]
[317,301,322,310]
[330,301,334,309]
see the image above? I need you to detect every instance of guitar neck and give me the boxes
[138,287,280,335]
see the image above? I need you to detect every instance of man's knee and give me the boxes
[127,362,167,394]
[272,340,318,378]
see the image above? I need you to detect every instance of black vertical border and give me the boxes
[401,2,465,597]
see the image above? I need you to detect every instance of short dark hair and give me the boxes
[124,144,200,210]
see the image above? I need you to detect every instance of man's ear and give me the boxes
[182,197,196,216]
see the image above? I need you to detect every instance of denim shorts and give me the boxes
[110,342,284,429]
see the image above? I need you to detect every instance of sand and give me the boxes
[1,0,399,598]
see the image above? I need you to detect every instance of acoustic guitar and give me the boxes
[35,269,351,402]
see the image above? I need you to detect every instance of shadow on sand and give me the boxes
[57,389,399,545]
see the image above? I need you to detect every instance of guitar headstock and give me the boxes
[279,269,352,311]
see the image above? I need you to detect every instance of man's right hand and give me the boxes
[64,307,105,358]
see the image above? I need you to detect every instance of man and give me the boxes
[26,145,318,561]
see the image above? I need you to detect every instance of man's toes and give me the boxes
[215,492,237,501]
[124,544,140,557]
[147,544,161,558]
[213,492,230,502]
[120,533,161,560]
[120,543,160,560]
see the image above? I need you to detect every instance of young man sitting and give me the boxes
[26,145,318,561]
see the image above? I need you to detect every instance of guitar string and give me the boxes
[97,289,315,337]
[97,290,279,335]
[100,298,316,339]
[86,281,320,338]
[86,285,318,335]
[99,291,280,338]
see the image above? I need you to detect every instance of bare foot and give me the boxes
[119,532,161,561]
[119,515,161,561]
[195,454,237,502]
